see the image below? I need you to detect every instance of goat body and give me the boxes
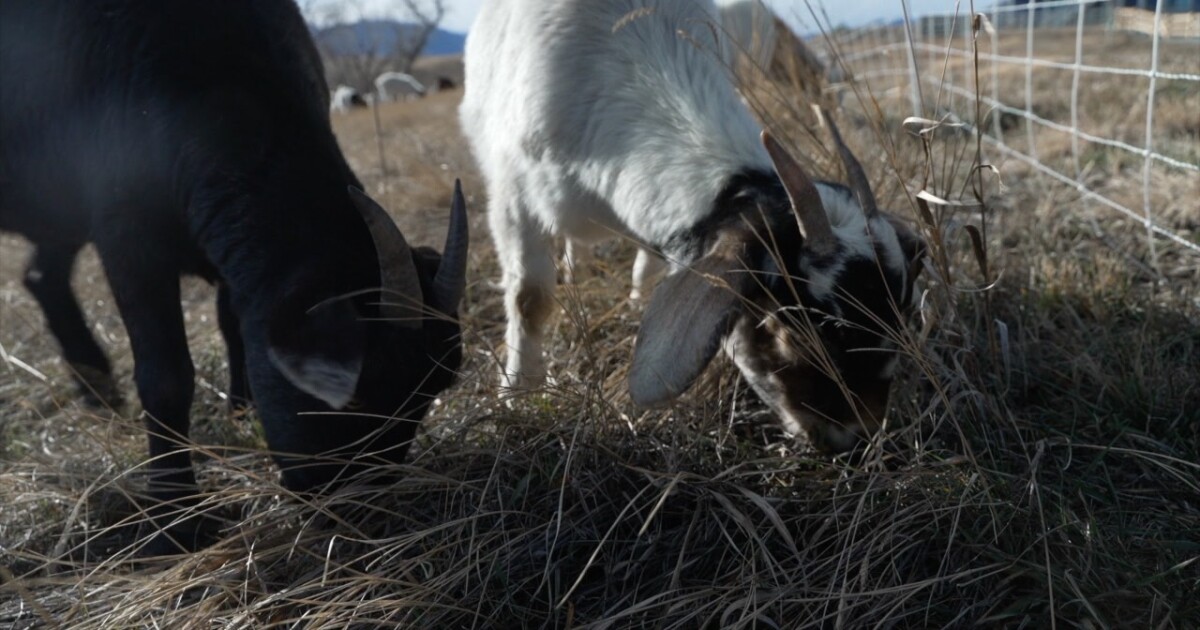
[0,0,469,554]
[462,0,923,452]
[375,72,427,102]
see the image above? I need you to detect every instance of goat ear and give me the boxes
[630,236,758,406]
[267,299,366,409]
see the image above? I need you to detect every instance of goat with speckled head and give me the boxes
[461,0,924,451]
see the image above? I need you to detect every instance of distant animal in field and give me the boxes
[1,0,470,555]
[435,76,458,92]
[461,0,924,453]
[375,71,427,102]
[330,84,368,114]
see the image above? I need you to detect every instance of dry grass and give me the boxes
[2,23,1198,629]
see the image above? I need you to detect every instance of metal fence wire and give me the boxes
[825,0,1200,268]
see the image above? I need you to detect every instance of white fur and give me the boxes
[803,183,908,303]
[463,0,777,388]
[462,0,769,248]
[545,0,805,294]
[329,84,359,115]
[374,72,426,102]
[460,0,903,392]
[630,248,666,302]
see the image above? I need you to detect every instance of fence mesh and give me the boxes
[820,0,1200,268]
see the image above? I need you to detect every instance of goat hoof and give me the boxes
[71,364,124,410]
[136,512,221,557]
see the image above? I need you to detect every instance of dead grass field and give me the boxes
[1,25,1198,629]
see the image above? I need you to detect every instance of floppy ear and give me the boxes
[629,233,759,407]
[267,298,366,409]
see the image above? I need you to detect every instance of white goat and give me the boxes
[374,71,426,102]
[461,0,924,452]
[563,0,832,298]
[329,84,362,114]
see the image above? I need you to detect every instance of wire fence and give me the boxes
[827,0,1200,268]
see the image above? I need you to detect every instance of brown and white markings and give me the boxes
[632,117,924,452]
[461,0,924,452]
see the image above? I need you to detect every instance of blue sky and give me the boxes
[307,1,978,34]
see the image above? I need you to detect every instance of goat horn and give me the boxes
[761,130,837,257]
[431,179,469,315]
[348,186,424,329]
[816,107,879,218]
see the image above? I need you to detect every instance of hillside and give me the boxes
[313,19,465,57]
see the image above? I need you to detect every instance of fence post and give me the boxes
[1070,2,1104,237]
[962,7,974,118]
[1023,2,1039,160]
[902,0,923,115]
[835,0,1199,260]
[990,5,1002,141]
[1141,0,1165,270]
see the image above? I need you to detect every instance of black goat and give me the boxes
[0,0,469,554]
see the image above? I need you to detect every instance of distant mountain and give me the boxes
[313,19,466,57]
[422,27,467,56]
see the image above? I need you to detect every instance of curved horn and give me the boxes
[348,186,424,329]
[430,179,469,314]
[761,130,837,257]
[817,107,879,218]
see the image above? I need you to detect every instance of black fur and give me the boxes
[0,0,464,553]
[660,169,785,260]
[660,169,851,268]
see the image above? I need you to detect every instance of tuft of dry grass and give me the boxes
[2,22,1198,629]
